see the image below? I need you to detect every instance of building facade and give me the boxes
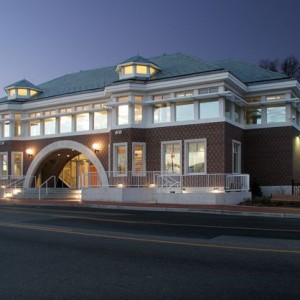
[1,53,300,203]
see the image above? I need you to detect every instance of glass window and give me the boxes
[153,94,170,101]
[124,66,133,75]
[225,100,232,119]
[186,140,206,174]
[118,105,129,125]
[94,111,107,129]
[77,105,89,111]
[30,120,40,136]
[150,67,156,75]
[0,153,8,177]
[176,101,194,121]
[60,115,72,133]
[132,143,146,175]
[44,110,56,116]
[198,87,218,94]
[134,96,143,102]
[30,90,37,97]
[76,113,89,131]
[200,100,219,119]
[162,142,181,174]
[114,144,127,176]
[44,118,56,135]
[234,105,241,123]
[60,108,72,114]
[8,89,16,97]
[14,114,21,137]
[267,106,286,123]
[136,65,148,74]
[134,105,143,124]
[11,152,23,177]
[18,89,28,96]
[175,90,193,98]
[244,108,262,125]
[232,141,241,173]
[266,95,285,101]
[153,103,170,123]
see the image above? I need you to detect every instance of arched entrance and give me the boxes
[24,140,108,188]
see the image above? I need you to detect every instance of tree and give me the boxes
[259,58,279,72]
[259,56,300,82]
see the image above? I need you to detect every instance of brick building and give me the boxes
[1,53,299,203]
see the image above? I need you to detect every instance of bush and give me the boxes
[240,196,271,206]
[251,178,262,198]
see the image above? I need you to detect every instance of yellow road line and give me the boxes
[0,221,300,255]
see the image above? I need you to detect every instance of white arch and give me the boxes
[24,140,108,188]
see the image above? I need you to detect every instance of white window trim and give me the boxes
[11,151,23,178]
[184,139,207,175]
[113,143,128,177]
[232,140,241,174]
[132,142,146,176]
[161,140,182,175]
[0,151,8,178]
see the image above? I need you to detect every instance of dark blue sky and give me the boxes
[1,0,300,97]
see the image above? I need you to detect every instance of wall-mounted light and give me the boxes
[26,148,34,158]
[92,143,100,153]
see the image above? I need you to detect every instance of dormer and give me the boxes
[116,55,160,80]
[5,79,42,100]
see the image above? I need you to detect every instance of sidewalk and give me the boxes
[1,198,300,219]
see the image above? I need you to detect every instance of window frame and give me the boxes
[113,143,128,177]
[0,152,8,178]
[232,140,241,174]
[11,151,23,178]
[184,139,207,175]
[132,142,146,176]
[161,140,182,175]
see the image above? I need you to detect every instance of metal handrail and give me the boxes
[39,176,56,200]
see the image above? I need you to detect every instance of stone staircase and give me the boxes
[11,188,82,200]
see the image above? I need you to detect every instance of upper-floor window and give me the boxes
[44,110,56,116]
[30,120,40,136]
[117,96,129,125]
[244,108,262,125]
[153,103,170,123]
[175,90,194,98]
[199,100,219,119]
[76,113,89,131]
[94,111,107,129]
[198,87,219,94]
[176,101,194,122]
[267,106,286,123]
[60,116,72,133]
[77,105,89,111]
[60,108,72,114]
[266,95,285,101]
[45,118,56,135]
[153,94,170,101]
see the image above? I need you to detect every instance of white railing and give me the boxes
[80,172,250,192]
[1,176,37,198]
[39,176,56,200]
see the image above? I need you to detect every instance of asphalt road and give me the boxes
[0,205,300,300]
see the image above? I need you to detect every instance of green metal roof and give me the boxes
[5,79,42,91]
[1,53,292,102]
[214,59,289,84]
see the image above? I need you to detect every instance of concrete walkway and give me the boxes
[1,198,300,219]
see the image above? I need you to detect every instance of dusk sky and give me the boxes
[1,0,300,97]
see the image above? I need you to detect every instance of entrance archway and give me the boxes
[24,140,108,188]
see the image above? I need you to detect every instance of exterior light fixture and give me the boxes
[25,148,34,158]
[92,143,100,153]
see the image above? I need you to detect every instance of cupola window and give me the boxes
[4,79,42,100]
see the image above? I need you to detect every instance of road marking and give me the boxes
[0,220,299,255]
[0,206,300,233]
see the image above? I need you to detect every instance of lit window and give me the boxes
[8,89,16,97]
[30,90,37,97]
[3,114,10,137]
[30,120,40,136]
[0,152,8,177]
[18,89,28,96]
[44,118,56,135]
[132,143,146,175]
[162,142,181,174]
[60,108,72,114]
[225,100,232,119]
[11,152,23,177]
[29,112,41,118]
[44,110,56,116]
[153,103,170,123]
[234,105,241,123]
[198,87,219,94]
[267,106,286,123]
[60,116,72,133]
[124,65,133,75]
[185,140,206,174]
[134,96,143,102]
[113,144,127,176]
[76,113,89,131]
[94,103,105,109]
[134,105,143,124]
[14,114,21,137]
[94,111,107,129]
[199,100,219,119]
[266,95,285,101]
[176,101,194,121]
[150,67,156,75]
[77,105,89,111]
[136,65,148,74]
[153,94,170,101]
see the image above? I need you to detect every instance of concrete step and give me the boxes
[12,188,82,200]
